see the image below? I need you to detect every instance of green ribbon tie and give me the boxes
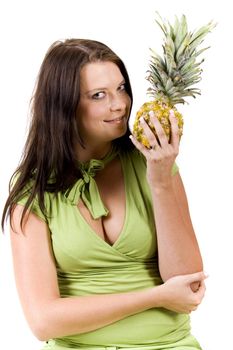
[64,147,118,219]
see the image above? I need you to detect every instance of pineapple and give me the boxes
[133,13,216,148]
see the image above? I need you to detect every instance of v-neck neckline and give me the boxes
[74,152,129,249]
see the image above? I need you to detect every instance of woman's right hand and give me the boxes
[155,271,207,314]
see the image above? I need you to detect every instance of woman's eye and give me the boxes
[118,83,126,91]
[92,91,105,100]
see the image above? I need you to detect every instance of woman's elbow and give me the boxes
[160,259,204,282]
[28,309,53,341]
[30,319,50,341]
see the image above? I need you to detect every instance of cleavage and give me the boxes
[77,158,126,246]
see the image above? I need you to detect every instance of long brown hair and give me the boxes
[2,39,133,231]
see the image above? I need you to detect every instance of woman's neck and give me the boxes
[76,142,113,163]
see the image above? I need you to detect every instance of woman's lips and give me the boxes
[104,116,125,123]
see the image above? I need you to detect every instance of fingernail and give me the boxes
[149,110,154,117]
[169,110,175,117]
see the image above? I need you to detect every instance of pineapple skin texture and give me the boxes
[133,100,183,148]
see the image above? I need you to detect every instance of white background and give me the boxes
[0,1,232,349]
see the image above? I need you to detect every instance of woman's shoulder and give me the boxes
[11,173,52,223]
[119,148,147,181]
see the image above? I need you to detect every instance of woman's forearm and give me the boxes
[31,287,156,341]
[130,114,203,282]
[29,270,206,341]
[151,180,203,281]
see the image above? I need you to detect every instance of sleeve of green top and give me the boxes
[11,175,47,222]
[16,194,47,222]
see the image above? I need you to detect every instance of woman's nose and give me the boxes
[109,95,126,112]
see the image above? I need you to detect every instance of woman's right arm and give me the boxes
[10,205,206,342]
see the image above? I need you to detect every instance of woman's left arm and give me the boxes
[150,170,203,281]
[130,111,203,282]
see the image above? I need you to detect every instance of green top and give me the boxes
[16,149,199,349]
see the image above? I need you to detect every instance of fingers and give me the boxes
[190,281,201,292]
[129,134,151,158]
[184,271,209,284]
[148,111,167,148]
[189,282,206,313]
[132,110,179,151]
[161,272,207,314]
[169,110,180,151]
[186,272,208,311]
[186,280,206,313]
[195,280,206,299]
[137,113,161,149]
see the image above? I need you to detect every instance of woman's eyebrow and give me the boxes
[84,79,126,94]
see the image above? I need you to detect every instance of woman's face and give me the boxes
[76,61,131,146]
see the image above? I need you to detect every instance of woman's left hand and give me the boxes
[130,110,180,189]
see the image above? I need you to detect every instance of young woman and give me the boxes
[2,39,206,350]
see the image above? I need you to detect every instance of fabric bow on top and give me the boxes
[64,147,119,219]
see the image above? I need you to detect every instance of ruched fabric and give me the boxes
[44,333,201,350]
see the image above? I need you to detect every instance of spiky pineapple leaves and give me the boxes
[147,12,217,106]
